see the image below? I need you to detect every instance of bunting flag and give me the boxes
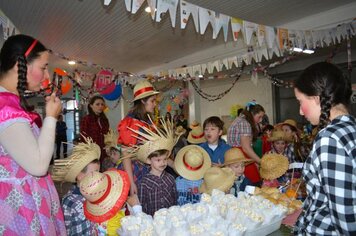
[180,0,199,32]
[201,63,208,74]
[257,25,266,47]
[231,17,243,41]
[147,0,157,20]
[288,30,297,48]
[131,0,145,14]
[104,0,112,6]
[243,20,258,45]
[277,28,289,49]
[255,48,269,62]
[124,0,132,11]
[199,7,215,35]
[192,65,202,76]
[213,13,230,41]
[265,26,276,49]
[220,58,229,70]
[155,0,179,27]
[228,56,238,68]
[304,30,313,49]
[295,30,305,49]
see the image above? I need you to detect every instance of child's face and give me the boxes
[77,162,100,183]
[264,129,272,137]
[228,162,245,177]
[148,154,168,174]
[282,125,294,139]
[204,123,222,145]
[110,150,121,164]
[273,140,286,154]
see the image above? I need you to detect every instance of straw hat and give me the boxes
[276,119,298,131]
[199,167,236,195]
[223,148,254,166]
[175,126,187,136]
[133,80,159,101]
[187,125,206,144]
[80,169,130,223]
[104,129,121,152]
[124,116,179,164]
[260,153,289,180]
[267,130,293,142]
[189,120,200,129]
[174,145,211,180]
[51,137,100,183]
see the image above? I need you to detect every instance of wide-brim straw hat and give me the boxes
[175,125,187,136]
[189,120,200,129]
[275,119,299,132]
[174,145,211,180]
[133,80,159,101]
[104,129,121,152]
[223,148,254,166]
[267,130,293,142]
[187,125,206,144]
[260,153,289,180]
[199,167,236,195]
[80,169,130,224]
[51,137,100,183]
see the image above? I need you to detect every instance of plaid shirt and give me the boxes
[227,115,252,147]
[62,185,96,236]
[138,171,177,216]
[176,176,203,206]
[294,115,356,235]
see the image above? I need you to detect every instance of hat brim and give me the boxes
[267,136,293,142]
[187,133,206,144]
[133,91,160,101]
[83,169,130,223]
[174,145,211,181]
[260,154,289,180]
[199,168,236,195]
[223,159,254,166]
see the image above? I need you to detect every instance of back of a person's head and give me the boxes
[203,116,224,130]
[295,62,352,129]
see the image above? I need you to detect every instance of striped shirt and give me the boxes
[294,115,356,235]
[138,171,177,216]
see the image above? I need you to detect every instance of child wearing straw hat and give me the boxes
[260,153,289,188]
[199,116,231,166]
[103,129,122,171]
[51,137,100,235]
[175,145,211,205]
[224,148,255,196]
[199,166,236,195]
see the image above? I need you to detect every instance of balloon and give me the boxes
[41,78,51,93]
[61,78,72,95]
[54,68,67,76]
[103,84,122,101]
[95,70,116,95]
[166,103,172,112]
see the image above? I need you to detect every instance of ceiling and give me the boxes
[0,0,355,74]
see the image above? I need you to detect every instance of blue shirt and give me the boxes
[200,139,231,164]
[176,176,203,206]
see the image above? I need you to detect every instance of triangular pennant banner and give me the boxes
[231,17,243,41]
[199,7,215,35]
[147,0,157,20]
[124,0,132,11]
[192,65,202,76]
[265,26,276,49]
[277,28,289,49]
[213,13,230,41]
[131,0,145,14]
[180,0,199,32]
[257,25,266,47]
[228,56,238,68]
[156,0,179,27]
[243,20,258,45]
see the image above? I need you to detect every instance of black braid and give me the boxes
[318,89,332,131]
[16,55,29,110]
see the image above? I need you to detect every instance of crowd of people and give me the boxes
[0,34,355,236]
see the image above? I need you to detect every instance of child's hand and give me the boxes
[45,93,62,118]
[127,194,140,207]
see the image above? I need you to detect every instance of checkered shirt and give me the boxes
[138,171,177,216]
[294,115,356,235]
[62,185,96,236]
[227,115,252,147]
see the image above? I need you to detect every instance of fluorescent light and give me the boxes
[292,47,303,52]
[145,7,151,13]
[303,49,315,54]
[68,60,76,65]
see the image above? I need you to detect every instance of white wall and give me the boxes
[198,74,273,124]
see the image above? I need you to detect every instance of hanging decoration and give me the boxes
[102,83,122,101]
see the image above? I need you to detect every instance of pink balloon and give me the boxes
[95,70,115,95]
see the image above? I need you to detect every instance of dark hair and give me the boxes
[131,95,154,122]
[262,124,274,133]
[203,116,224,130]
[0,34,47,110]
[87,95,108,119]
[241,104,265,141]
[147,149,169,159]
[294,62,352,130]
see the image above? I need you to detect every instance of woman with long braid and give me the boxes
[293,62,356,235]
[0,35,65,235]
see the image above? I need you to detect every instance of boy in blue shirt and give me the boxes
[200,116,231,166]
[174,145,211,205]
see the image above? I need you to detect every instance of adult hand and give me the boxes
[130,182,138,196]
[45,93,62,118]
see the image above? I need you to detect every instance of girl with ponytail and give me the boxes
[293,62,355,235]
[0,35,65,235]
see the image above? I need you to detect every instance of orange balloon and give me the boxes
[54,68,68,76]
[286,188,297,199]
[166,103,172,112]
[61,78,72,95]
[41,78,51,93]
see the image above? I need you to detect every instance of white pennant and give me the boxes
[231,17,243,41]
[213,13,230,41]
[124,0,132,11]
[295,30,305,49]
[304,30,313,49]
[243,20,258,45]
[147,0,157,20]
[265,26,276,49]
[131,0,145,14]
[180,0,199,32]
[228,56,238,68]
[104,0,112,6]
[255,48,269,62]
[155,0,179,27]
[201,64,208,74]
[199,7,215,35]
[192,65,202,76]
[220,58,229,70]
[257,25,266,47]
